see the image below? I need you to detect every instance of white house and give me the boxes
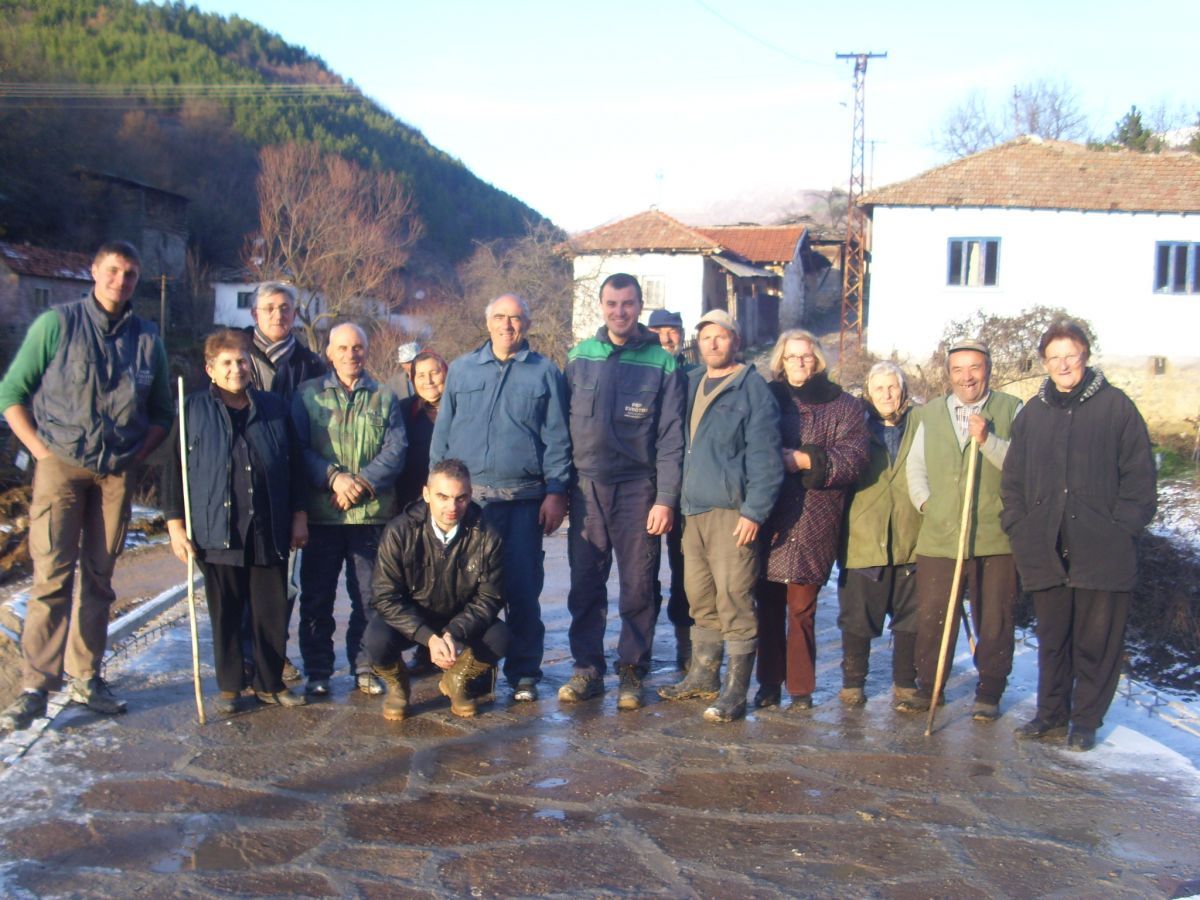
[862,137,1200,430]
[563,210,811,346]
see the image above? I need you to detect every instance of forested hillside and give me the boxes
[0,0,546,265]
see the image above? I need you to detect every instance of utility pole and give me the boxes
[160,274,168,345]
[836,51,886,367]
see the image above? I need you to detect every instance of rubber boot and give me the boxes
[839,633,870,706]
[438,648,492,718]
[658,630,722,700]
[674,624,692,672]
[703,647,755,723]
[375,663,411,721]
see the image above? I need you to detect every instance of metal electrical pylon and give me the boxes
[836,51,886,365]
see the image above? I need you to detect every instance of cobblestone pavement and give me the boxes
[1,532,1199,898]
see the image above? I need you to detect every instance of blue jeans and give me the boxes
[482,499,546,686]
[297,524,381,680]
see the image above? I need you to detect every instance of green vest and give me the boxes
[842,410,922,569]
[914,391,1020,560]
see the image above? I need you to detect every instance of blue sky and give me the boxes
[191,0,1196,231]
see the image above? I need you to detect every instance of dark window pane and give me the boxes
[984,240,999,286]
[1155,244,1170,291]
[1192,246,1200,294]
[948,240,963,285]
[1173,245,1188,292]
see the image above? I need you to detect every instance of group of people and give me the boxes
[0,242,1158,753]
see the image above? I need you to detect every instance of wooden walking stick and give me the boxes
[925,442,979,736]
[178,377,206,726]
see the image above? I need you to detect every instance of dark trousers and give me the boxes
[484,499,546,686]
[837,565,918,688]
[298,523,381,680]
[240,548,299,671]
[914,554,1016,703]
[654,512,693,629]
[1034,586,1129,730]
[756,581,820,697]
[567,477,660,676]
[199,557,289,694]
[364,615,510,669]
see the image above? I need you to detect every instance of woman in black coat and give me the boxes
[164,329,308,715]
[1000,320,1156,751]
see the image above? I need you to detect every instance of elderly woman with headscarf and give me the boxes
[1001,320,1156,751]
[836,361,923,707]
[164,328,308,714]
[756,329,869,709]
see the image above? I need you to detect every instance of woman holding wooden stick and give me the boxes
[163,329,308,715]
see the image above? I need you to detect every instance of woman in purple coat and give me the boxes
[756,330,869,709]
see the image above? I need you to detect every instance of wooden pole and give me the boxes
[178,377,206,725]
[925,443,979,736]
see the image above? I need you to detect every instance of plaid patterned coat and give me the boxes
[762,374,869,585]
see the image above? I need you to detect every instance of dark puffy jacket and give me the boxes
[680,363,783,523]
[371,501,504,646]
[1000,370,1156,593]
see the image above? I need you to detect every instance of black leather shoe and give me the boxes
[753,685,781,709]
[1014,717,1069,740]
[1067,724,1096,752]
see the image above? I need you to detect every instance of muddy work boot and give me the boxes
[658,635,722,701]
[0,690,49,732]
[838,687,867,706]
[616,664,645,711]
[68,676,127,715]
[375,664,411,721]
[438,648,492,718]
[557,672,604,703]
[703,649,755,723]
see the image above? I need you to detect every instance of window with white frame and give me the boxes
[236,290,255,309]
[1154,242,1200,294]
[947,238,999,287]
[33,287,50,309]
[641,277,666,309]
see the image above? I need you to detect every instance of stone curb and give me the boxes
[106,574,202,645]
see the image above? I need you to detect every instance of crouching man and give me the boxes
[364,459,508,719]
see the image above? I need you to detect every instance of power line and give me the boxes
[693,0,834,67]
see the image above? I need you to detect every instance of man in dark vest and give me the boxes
[898,339,1022,722]
[0,240,173,731]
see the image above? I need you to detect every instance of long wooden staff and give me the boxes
[178,377,206,725]
[925,442,979,736]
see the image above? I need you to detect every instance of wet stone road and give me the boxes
[1,531,1199,898]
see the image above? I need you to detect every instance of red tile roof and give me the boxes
[695,225,806,264]
[0,242,93,281]
[863,137,1200,213]
[567,209,722,253]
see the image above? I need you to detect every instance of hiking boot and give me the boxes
[616,665,644,711]
[1067,724,1097,752]
[256,688,307,707]
[790,694,814,711]
[212,691,240,716]
[356,673,385,696]
[895,693,943,714]
[753,684,782,709]
[375,664,411,721]
[971,700,1000,723]
[439,648,492,718]
[68,676,127,715]
[305,677,330,696]
[703,650,755,723]
[1015,716,1069,741]
[281,658,302,683]
[838,687,867,707]
[512,678,539,703]
[557,672,604,703]
[0,690,48,732]
[658,637,721,701]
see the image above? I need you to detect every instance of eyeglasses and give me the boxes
[783,354,817,365]
[1046,354,1083,367]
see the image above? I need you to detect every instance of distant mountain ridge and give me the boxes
[0,0,548,265]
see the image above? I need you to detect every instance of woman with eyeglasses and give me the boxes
[756,329,869,710]
[1000,320,1156,752]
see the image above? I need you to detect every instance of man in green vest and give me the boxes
[898,339,1022,722]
